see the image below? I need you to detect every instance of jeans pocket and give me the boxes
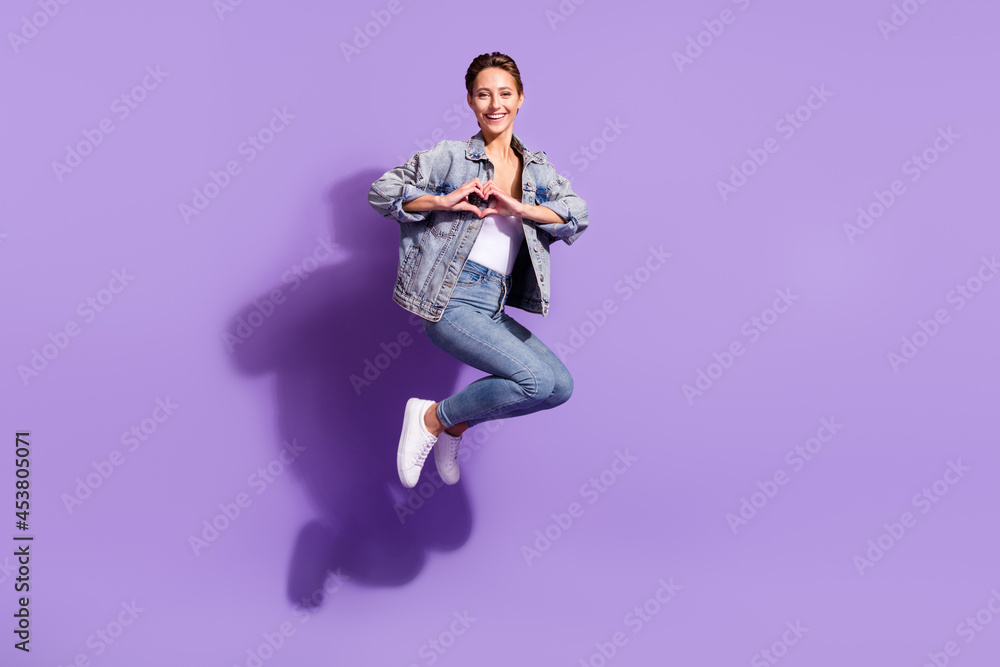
[456,270,480,286]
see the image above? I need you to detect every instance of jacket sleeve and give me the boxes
[368,151,437,223]
[534,162,588,246]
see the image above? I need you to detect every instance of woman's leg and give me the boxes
[423,303,571,433]
[461,311,573,427]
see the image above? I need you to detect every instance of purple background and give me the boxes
[3,0,999,665]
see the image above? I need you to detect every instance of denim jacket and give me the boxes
[367,129,588,322]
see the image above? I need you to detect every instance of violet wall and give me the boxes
[2,0,999,665]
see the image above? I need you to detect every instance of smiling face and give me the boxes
[468,67,523,136]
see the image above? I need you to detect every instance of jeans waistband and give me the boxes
[461,258,512,284]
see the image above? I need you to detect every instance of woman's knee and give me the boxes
[514,364,555,402]
[549,367,574,406]
[527,363,572,407]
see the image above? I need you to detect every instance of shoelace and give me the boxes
[441,435,461,464]
[413,435,436,467]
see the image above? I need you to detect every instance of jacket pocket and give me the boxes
[399,244,419,287]
[430,214,461,238]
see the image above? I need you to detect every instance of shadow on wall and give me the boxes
[226,170,473,606]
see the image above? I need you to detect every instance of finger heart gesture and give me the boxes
[477,180,523,218]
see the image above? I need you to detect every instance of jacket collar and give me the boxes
[466,129,542,165]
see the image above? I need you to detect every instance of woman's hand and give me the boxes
[435,178,492,217]
[479,180,527,218]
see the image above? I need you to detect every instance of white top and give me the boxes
[467,213,525,276]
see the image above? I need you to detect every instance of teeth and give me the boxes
[486,113,506,119]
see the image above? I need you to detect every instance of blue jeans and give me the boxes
[422,259,574,429]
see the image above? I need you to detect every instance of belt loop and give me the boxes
[495,276,507,318]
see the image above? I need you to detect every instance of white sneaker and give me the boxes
[434,430,462,485]
[397,398,438,488]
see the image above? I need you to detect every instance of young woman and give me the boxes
[368,52,589,489]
